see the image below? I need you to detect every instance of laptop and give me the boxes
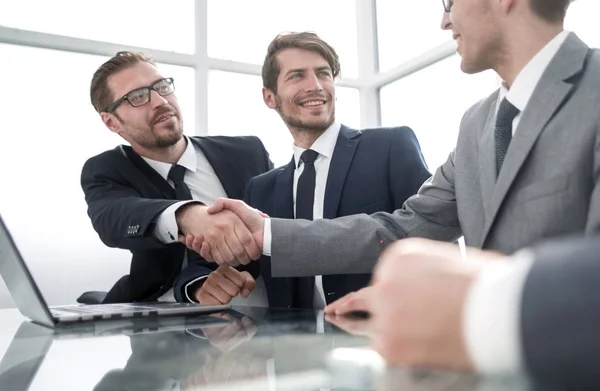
[0,214,230,328]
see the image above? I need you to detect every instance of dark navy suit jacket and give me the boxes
[174,125,431,307]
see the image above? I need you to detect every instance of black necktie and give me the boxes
[295,149,319,309]
[168,164,193,200]
[495,98,520,176]
[167,164,196,267]
[296,149,319,220]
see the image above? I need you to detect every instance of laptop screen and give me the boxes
[0,216,55,327]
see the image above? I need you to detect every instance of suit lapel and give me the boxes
[273,158,296,219]
[323,126,361,219]
[481,34,590,244]
[190,137,244,199]
[478,95,500,221]
[121,146,176,199]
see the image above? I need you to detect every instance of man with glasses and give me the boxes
[80,51,272,304]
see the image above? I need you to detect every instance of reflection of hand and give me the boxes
[201,313,257,352]
[325,313,371,337]
[183,350,267,388]
[175,203,261,266]
[365,238,505,371]
[194,265,256,305]
[181,198,266,265]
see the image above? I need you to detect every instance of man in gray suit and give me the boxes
[325,236,600,389]
[184,0,600,279]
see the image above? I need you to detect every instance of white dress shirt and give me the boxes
[262,122,342,310]
[463,30,571,375]
[144,136,268,305]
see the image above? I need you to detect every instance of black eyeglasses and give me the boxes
[442,0,453,12]
[105,77,175,112]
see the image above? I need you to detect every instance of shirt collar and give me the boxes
[141,136,197,180]
[292,122,342,168]
[499,30,571,111]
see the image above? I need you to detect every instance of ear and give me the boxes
[100,112,121,134]
[498,0,515,15]
[262,87,277,110]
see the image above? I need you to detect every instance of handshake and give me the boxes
[176,197,269,266]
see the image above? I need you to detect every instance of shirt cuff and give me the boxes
[263,217,272,256]
[184,276,209,303]
[153,201,198,243]
[463,250,535,375]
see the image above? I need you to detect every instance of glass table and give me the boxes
[0,306,558,390]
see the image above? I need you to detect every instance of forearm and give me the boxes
[88,197,181,251]
[270,201,461,277]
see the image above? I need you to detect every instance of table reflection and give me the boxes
[0,306,554,391]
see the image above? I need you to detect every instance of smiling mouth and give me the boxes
[299,100,326,108]
[153,113,175,124]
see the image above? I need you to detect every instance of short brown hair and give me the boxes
[262,32,341,93]
[90,51,156,113]
[529,0,571,22]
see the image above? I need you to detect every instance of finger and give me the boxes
[233,220,261,261]
[215,322,244,346]
[200,282,231,304]
[207,197,226,214]
[324,314,370,336]
[221,266,246,289]
[211,241,230,266]
[216,276,241,298]
[324,293,353,314]
[221,232,245,266]
[241,316,257,337]
[197,289,227,305]
[226,223,252,265]
[334,293,370,315]
[325,289,371,315]
[200,241,215,262]
[240,271,256,299]
[211,198,250,218]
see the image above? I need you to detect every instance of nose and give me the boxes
[304,72,323,92]
[441,10,452,30]
[150,89,169,108]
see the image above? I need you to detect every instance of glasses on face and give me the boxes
[442,0,453,12]
[105,77,175,112]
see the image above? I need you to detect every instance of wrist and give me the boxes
[189,279,206,303]
[176,204,207,235]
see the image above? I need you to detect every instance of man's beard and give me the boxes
[275,95,334,133]
[116,113,183,149]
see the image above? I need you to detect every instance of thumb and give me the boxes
[240,271,256,299]
[207,197,227,214]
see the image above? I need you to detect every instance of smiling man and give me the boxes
[175,32,431,309]
[80,51,273,304]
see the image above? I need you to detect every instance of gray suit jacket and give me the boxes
[521,235,600,388]
[270,33,600,277]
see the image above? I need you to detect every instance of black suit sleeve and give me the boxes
[81,155,180,251]
[521,236,600,388]
[389,127,431,208]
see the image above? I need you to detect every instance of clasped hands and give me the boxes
[176,197,267,267]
